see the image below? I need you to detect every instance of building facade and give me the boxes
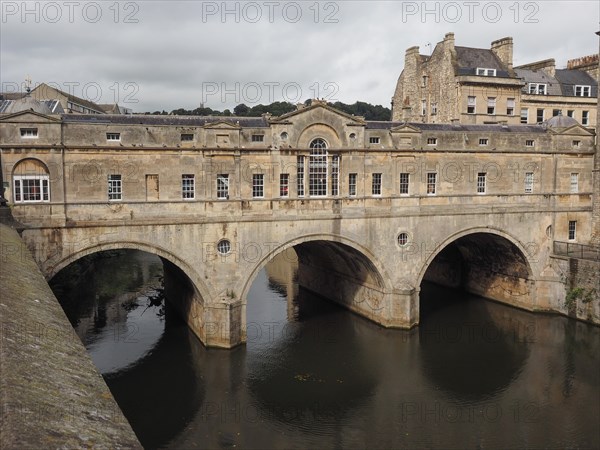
[1,97,597,345]
[391,33,598,131]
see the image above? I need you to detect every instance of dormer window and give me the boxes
[528,83,547,95]
[20,128,38,138]
[476,68,496,76]
[574,85,591,97]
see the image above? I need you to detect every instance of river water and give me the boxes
[50,249,600,449]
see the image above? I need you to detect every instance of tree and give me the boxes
[234,103,250,116]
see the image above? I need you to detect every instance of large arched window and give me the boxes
[309,138,328,196]
[12,159,50,203]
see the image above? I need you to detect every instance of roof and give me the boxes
[545,115,580,128]
[554,69,598,97]
[366,121,547,133]
[455,47,512,77]
[32,83,106,113]
[0,96,52,115]
[514,68,562,95]
[61,114,270,127]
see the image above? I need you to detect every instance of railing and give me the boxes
[554,241,600,261]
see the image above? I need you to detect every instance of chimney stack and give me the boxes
[491,37,514,70]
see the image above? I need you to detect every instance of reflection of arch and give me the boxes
[241,234,392,306]
[47,241,210,304]
[417,227,535,288]
[12,158,50,203]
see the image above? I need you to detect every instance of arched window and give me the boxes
[12,159,50,203]
[309,138,328,196]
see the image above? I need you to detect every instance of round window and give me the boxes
[349,133,356,140]
[397,233,409,247]
[280,132,289,140]
[217,239,231,255]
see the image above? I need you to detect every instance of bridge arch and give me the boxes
[46,241,211,306]
[417,227,537,310]
[240,233,394,320]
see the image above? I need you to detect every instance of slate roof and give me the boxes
[455,47,512,78]
[32,84,105,113]
[366,121,546,133]
[61,114,270,127]
[554,69,598,97]
[514,68,562,95]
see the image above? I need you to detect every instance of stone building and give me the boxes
[0,82,131,115]
[391,33,598,131]
[1,96,597,344]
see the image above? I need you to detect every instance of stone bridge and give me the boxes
[11,204,565,348]
[1,102,596,347]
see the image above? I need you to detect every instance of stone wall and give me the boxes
[0,224,141,449]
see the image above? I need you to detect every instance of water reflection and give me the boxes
[51,249,600,450]
[418,282,530,400]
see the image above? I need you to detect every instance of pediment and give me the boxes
[271,102,365,126]
[202,120,241,130]
[390,123,422,134]
[0,110,60,123]
[548,124,595,136]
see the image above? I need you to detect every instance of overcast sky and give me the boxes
[1,1,598,113]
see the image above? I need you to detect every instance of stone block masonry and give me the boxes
[0,224,141,449]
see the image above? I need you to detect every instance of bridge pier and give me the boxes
[162,259,243,348]
[296,257,420,329]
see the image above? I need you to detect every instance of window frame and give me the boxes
[372,173,382,197]
[487,97,496,115]
[574,85,591,97]
[180,133,194,142]
[570,173,579,193]
[181,174,195,199]
[279,173,290,198]
[568,220,577,241]
[13,175,50,203]
[528,83,547,95]
[108,174,122,201]
[308,139,328,197]
[506,98,515,116]
[426,172,437,195]
[106,132,121,142]
[252,173,264,198]
[477,172,486,194]
[467,96,476,114]
[217,174,229,200]
[399,173,410,196]
[20,128,38,139]
[524,172,534,194]
[476,68,496,76]
[582,111,589,126]
[348,173,357,197]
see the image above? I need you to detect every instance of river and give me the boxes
[50,249,600,449]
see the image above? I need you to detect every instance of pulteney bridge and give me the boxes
[1,101,597,347]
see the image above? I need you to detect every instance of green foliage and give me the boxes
[565,287,596,309]
[328,101,392,121]
[146,100,390,120]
